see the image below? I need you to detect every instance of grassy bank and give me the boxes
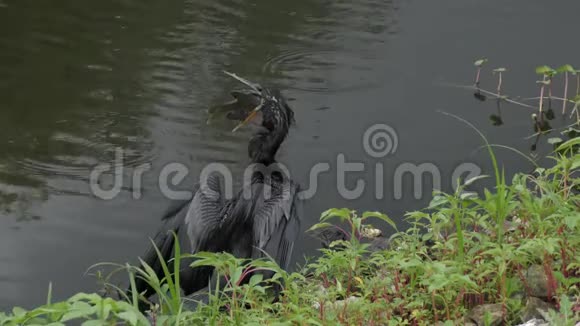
[1,134,578,325]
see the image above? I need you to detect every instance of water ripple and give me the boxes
[262,49,387,94]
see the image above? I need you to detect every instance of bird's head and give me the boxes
[223,71,294,134]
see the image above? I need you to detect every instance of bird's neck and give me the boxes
[248,127,288,165]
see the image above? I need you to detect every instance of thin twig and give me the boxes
[562,72,569,114]
[523,121,580,140]
[520,96,574,103]
[437,82,537,109]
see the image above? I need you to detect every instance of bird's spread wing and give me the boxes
[248,180,302,271]
[178,173,234,295]
[185,173,229,252]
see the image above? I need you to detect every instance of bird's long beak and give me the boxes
[232,102,263,132]
[223,71,262,94]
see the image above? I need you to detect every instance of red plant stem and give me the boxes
[334,225,351,241]
[475,67,481,86]
[455,287,465,307]
[563,72,569,114]
[556,228,568,278]
[394,271,401,294]
[322,273,329,287]
[539,78,546,116]
[561,244,569,278]
[237,267,272,286]
[543,253,557,301]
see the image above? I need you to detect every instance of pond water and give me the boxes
[1,0,579,309]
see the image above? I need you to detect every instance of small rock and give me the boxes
[515,318,548,326]
[331,295,361,310]
[510,290,526,301]
[367,237,390,252]
[467,304,504,326]
[308,226,348,249]
[526,265,551,299]
[520,297,555,322]
[361,225,382,238]
[434,317,476,326]
[312,296,361,311]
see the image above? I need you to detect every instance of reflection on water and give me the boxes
[467,71,578,152]
[1,0,580,309]
[0,0,402,308]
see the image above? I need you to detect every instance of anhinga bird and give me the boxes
[133,72,301,308]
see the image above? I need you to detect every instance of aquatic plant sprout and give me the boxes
[557,64,575,114]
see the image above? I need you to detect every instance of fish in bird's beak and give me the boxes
[231,101,264,132]
[206,90,261,125]
[221,71,267,132]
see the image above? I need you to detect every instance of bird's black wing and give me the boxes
[246,179,302,271]
[184,173,229,252]
[133,173,231,307]
[180,173,234,294]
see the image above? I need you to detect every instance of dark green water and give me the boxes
[1,0,579,308]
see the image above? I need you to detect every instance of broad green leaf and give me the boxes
[117,311,138,326]
[352,216,362,232]
[306,222,334,233]
[336,279,343,293]
[428,195,448,209]
[474,58,488,67]
[556,64,575,73]
[61,309,93,322]
[547,137,563,145]
[556,137,580,152]
[460,191,479,200]
[232,266,244,285]
[536,65,555,75]
[68,293,102,303]
[362,211,397,230]
[101,302,111,320]
[320,208,351,222]
[12,307,26,317]
[248,274,264,287]
[564,213,580,229]
[493,67,506,72]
